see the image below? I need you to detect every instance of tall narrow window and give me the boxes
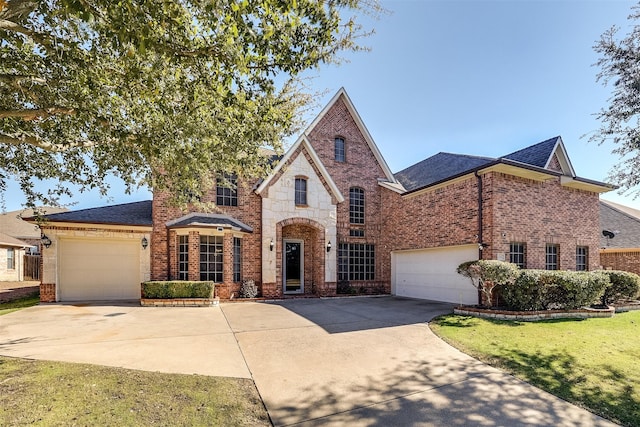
[349,187,365,224]
[295,177,307,206]
[545,244,559,270]
[335,137,345,162]
[509,242,526,268]
[178,235,189,280]
[200,235,223,282]
[6,248,14,270]
[338,243,375,281]
[216,174,238,206]
[576,246,588,271]
[233,237,242,282]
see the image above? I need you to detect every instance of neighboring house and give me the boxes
[600,199,640,275]
[0,232,28,281]
[30,88,614,303]
[0,206,68,252]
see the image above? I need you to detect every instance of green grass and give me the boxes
[0,293,40,316]
[430,311,640,427]
[0,357,270,426]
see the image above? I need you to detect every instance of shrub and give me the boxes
[600,270,640,305]
[457,260,520,307]
[141,281,214,299]
[239,279,259,298]
[501,270,609,311]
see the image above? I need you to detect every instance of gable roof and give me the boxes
[26,201,153,227]
[502,136,575,176]
[255,135,345,202]
[166,213,252,233]
[600,200,640,249]
[304,88,397,184]
[395,153,495,192]
[0,232,29,248]
[0,206,68,239]
[394,136,609,195]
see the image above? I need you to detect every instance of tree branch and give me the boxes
[0,131,94,151]
[0,107,76,120]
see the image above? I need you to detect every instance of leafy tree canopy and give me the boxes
[592,3,640,198]
[0,0,379,209]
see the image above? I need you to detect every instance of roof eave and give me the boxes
[561,176,616,193]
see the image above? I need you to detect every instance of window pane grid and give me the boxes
[233,237,242,282]
[509,242,526,268]
[338,243,375,281]
[178,235,189,280]
[335,137,345,162]
[7,248,14,270]
[545,244,559,270]
[216,174,238,206]
[349,187,365,224]
[295,178,307,206]
[200,235,223,282]
[576,246,588,271]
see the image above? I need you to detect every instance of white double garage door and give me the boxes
[392,244,479,305]
[58,238,142,301]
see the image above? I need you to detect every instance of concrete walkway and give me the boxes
[0,297,617,426]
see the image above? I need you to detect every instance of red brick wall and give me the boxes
[485,173,601,271]
[306,95,388,287]
[151,178,263,296]
[601,250,640,275]
[40,283,55,303]
[380,171,601,273]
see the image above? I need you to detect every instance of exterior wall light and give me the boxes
[141,237,149,249]
[270,239,274,251]
[41,234,52,249]
[478,242,489,250]
[327,241,332,253]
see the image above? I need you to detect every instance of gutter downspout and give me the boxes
[475,171,483,260]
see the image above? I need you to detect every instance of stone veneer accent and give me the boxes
[454,305,615,321]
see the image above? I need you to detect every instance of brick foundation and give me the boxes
[40,283,56,302]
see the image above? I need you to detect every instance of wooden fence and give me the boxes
[23,255,40,280]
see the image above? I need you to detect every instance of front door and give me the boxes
[283,240,304,294]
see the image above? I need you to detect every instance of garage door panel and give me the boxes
[393,245,478,305]
[59,238,141,301]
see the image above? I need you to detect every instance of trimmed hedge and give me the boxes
[141,281,214,299]
[500,270,609,311]
[600,270,640,305]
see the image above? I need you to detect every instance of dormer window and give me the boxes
[335,137,345,162]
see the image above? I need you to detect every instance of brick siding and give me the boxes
[601,249,640,276]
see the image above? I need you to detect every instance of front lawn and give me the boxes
[430,311,640,427]
[0,357,270,426]
[0,293,40,316]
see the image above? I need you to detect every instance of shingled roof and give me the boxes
[502,136,560,168]
[167,213,252,233]
[0,232,29,248]
[600,200,640,249]
[33,201,153,226]
[394,153,495,192]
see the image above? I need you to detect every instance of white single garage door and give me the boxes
[59,238,141,301]
[392,244,478,304]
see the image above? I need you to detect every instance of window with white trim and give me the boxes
[200,235,223,282]
[7,248,15,270]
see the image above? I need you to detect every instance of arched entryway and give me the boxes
[277,218,326,295]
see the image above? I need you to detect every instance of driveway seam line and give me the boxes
[220,305,275,426]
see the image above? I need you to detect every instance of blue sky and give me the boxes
[3,0,639,211]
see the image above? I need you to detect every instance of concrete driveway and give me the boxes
[0,297,616,426]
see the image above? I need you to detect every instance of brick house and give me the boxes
[600,200,640,276]
[30,88,614,303]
